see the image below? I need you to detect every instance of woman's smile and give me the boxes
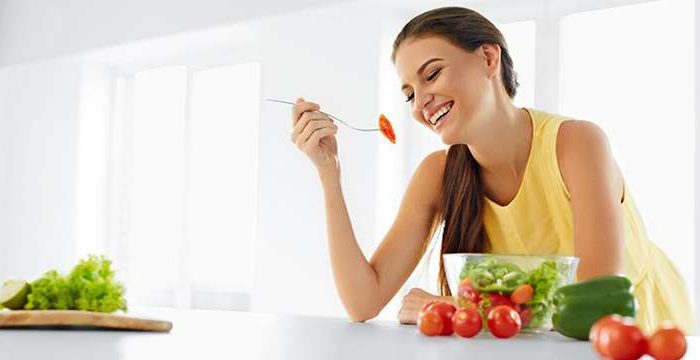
[427,100,454,130]
[432,104,452,130]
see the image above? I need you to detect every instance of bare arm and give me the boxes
[289,98,445,322]
[557,120,625,280]
[320,150,445,322]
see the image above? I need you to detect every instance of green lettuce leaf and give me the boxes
[25,270,73,310]
[24,255,127,312]
[525,260,562,327]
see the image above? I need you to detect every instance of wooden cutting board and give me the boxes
[0,310,172,332]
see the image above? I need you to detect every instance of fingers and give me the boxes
[300,126,338,152]
[291,98,320,127]
[398,310,417,325]
[398,301,421,324]
[292,111,337,149]
[408,288,427,295]
[406,288,432,298]
[298,120,337,146]
[398,289,437,325]
[291,110,331,143]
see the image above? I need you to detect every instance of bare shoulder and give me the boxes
[420,149,448,173]
[556,119,623,200]
[557,120,609,147]
[557,120,612,167]
[409,149,447,210]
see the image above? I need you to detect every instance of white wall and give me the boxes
[0,0,350,67]
[0,58,83,278]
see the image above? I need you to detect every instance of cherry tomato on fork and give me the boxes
[378,114,396,144]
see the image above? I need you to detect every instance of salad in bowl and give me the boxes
[442,253,579,333]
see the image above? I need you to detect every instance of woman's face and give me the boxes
[394,36,497,144]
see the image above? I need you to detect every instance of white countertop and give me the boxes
[0,307,695,359]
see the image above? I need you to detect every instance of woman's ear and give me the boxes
[479,44,502,80]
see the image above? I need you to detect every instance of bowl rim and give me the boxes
[441,252,579,263]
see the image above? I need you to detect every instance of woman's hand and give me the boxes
[290,97,339,173]
[397,288,456,324]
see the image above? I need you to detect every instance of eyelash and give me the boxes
[405,68,442,103]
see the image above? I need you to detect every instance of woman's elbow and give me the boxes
[347,307,379,323]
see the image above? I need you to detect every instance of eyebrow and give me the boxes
[401,58,444,92]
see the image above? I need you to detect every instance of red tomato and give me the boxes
[418,300,440,318]
[518,307,532,327]
[484,293,516,314]
[378,114,396,144]
[648,325,687,360]
[597,317,647,360]
[487,305,522,339]
[457,278,482,306]
[418,309,443,336]
[510,284,534,305]
[452,307,483,338]
[424,302,456,336]
[589,315,623,357]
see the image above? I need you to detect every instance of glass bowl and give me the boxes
[442,253,579,333]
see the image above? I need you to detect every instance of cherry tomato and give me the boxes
[597,317,647,360]
[424,302,456,335]
[457,278,482,306]
[510,284,534,305]
[378,114,396,144]
[487,305,522,339]
[418,309,443,336]
[418,300,440,318]
[452,307,483,338]
[589,315,622,357]
[484,293,516,314]
[518,307,532,327]
[648,325,687,360]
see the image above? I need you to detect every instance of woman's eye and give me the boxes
[427,69,441,81]
[403,69,440,103]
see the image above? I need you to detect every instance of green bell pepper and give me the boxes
[552,275,637,340]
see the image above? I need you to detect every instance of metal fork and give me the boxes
[265,98,379,132]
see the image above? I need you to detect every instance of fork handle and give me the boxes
[265,98,379,132]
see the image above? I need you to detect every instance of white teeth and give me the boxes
[429,103,453,125]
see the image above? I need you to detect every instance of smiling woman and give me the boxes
[288,6,693,335]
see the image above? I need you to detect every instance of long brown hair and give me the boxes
[391,7,519,296]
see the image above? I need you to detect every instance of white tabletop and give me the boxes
[0,307,695,359]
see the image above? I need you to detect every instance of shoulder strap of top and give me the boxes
[527,107,573,200]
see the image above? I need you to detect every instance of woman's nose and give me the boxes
[413,92,433,118]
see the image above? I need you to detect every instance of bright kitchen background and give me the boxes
[0,0,697,329]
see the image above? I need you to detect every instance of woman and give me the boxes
[288,6,693,334]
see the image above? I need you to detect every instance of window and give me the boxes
[111,63,261,310]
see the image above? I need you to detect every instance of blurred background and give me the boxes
[0,0,697,329]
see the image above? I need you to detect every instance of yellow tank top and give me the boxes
[482,107,694,334]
